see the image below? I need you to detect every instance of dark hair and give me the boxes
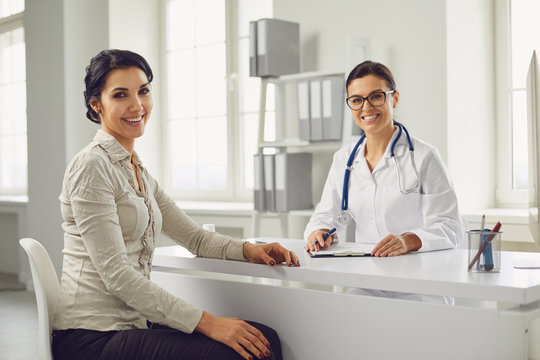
[345,60,396,94]
[84,49,154,123]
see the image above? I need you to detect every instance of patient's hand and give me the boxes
[196,311,271,360]
[243,242,300,267]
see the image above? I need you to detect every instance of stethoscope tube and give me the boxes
[340,133,365,213]
[338,122,419,225]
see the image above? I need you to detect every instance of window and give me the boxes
[164,0,274,201]
[509,0,540,190]
[0,0,26,196]
[495,0,540,206]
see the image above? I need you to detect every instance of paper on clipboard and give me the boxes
[309,243,374,257]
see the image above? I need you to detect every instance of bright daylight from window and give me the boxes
[0,0,26,195]
[510,0,540,190]
[165,0,273,200]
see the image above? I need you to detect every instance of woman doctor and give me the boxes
[305,60,463,258]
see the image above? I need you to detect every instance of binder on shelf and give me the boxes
[263,154,276,212]
[253,153,266,211]
[249,18,300,78]
[321,75,345,141]
[275,152,313,212]
[309,79,323,141]
[249,21,258,77]
[297,80,311,141]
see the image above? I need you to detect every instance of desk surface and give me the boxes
[153,238,540,305]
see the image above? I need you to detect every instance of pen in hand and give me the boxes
[312,227,337,247]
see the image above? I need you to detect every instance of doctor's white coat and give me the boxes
[304,126,464,252]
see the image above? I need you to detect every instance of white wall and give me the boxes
[446,0,496,211]
[64,1,108,163]
[23,0,109,280]
[24,0,67,279]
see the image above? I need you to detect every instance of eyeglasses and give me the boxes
[345,90,396,110]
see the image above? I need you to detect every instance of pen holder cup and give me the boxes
[467,230,502,273]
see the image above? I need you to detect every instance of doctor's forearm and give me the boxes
[401,232,422,252]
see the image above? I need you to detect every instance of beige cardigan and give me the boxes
[54,129,246,333]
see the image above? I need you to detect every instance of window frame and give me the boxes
[0,10,26,196]
[160,0,270,202]
[495,0,528,207]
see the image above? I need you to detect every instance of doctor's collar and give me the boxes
[382,125,410,159]
[353,125,410,162]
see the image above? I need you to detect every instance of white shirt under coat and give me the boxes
[304,126,464,252]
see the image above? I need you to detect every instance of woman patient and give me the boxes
[52,49,299,360]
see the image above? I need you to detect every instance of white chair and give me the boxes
[19,238,59,360]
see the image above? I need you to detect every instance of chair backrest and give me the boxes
[19,238,60,360]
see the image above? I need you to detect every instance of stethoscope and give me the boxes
[338,122,420,225]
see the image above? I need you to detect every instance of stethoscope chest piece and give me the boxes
[338,210,353,225]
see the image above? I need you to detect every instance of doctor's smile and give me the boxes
[361,113,380,122]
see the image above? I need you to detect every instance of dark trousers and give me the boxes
[52,321,282,360]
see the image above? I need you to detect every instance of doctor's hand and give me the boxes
[196,311,271,360]
[371,232,422,257]
[305,229,334,252]
[243,242,300,267]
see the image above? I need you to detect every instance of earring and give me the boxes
[97,110,101,115]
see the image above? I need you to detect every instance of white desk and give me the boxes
[152,239,540,360]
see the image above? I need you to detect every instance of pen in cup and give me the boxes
[477,214,485,270]
[467,221,502,271]
[312,227,337,246]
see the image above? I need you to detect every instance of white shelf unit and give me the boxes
[258,70,347,150]
[252,70,347,237]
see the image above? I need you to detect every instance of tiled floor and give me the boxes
[0,290,38,360]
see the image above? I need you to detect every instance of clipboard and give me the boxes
[309,243,373,258]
